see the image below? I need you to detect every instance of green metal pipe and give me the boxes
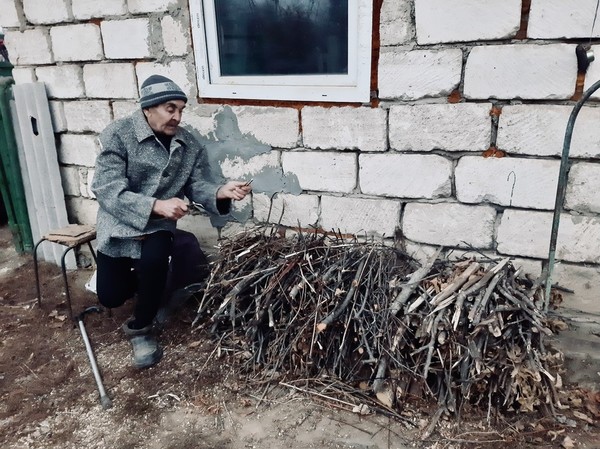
[544,78,600,310]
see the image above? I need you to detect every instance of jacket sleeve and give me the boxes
[183,144,230,216]
[91,131,156,232]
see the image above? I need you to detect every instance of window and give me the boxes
[189,0,373,103]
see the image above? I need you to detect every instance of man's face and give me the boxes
[143,100,186,136]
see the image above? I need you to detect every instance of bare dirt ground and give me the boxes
[1,225,599,449]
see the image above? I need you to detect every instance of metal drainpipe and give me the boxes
[544,78,600,310]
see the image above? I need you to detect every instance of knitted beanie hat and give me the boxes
[139,75,187,109]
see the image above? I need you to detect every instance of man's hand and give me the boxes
[152,198,189,220]
[217,180,252,201]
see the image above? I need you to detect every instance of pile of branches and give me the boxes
[192,226,563,421]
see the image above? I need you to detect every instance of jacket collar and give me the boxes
[132,108,188,146]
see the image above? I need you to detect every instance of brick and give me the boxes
[497,105,600,158]
[66,197,98,226]
[253,193,319,228]
[101,19,152,59]
[389,103,491,152]
[60,166,82,197]
[379,48,462,100]
[127,0,176,14]
[552,264,600,314]
[230,106,299,149]
[497,209,600,263]
[58,134,99,167]
[51,24,103,62]
[528,0,600,39]
[48,101,67,132]
[36,65,84,99]
[0,0,20,27]
[11,67,36,84]
[321,196,401,237]
[403,203,496,248]
[86,169,95,198]
[455,156,560,210]
[565,162,600,214]
[360,154,452,199]
[380,0,413,46]
[136,60,196,100]
[5,29,53,65]
[181,104,221,137]
[23,0,71,24]
[220,152,279,180]
[415,0,520,44]
[72,0,127,20]
[112,101,138,120]
[282,151,356,193]
[161,15,189,56]
[464,44,577,100]
[302,106,387,152]
[83,63,137,99]
[63,100,112,133]
[583,45,600,99]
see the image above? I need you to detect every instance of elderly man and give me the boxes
[91,75,251,369]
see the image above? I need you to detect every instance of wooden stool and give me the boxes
[33,224,97,321]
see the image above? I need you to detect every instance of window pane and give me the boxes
[214,0,348,76]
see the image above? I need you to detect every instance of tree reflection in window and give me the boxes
[215,0,348,76]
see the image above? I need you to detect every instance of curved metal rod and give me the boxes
[545,78,600,310]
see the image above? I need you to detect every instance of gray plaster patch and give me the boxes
[184,106,301,228]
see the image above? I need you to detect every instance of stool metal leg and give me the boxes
[33,238,46,309]
[60,246,77,322]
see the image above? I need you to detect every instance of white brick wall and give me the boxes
[553,263,600,314]
[161,16,189,56]
[253,193,319,228]
[50,24,103,62]
[360,154,452,199]
[220,152,279,180]
[583,45,600,98]
[378,48,463,100]
[565,162,600,214]
[136,60,195,99]
[380,0,413,46]
[321,196,401,237]
[497,105,600,158]
[232,106,299,149]
[86,168,95,198]
[83,63,137,99]
[5,29,53,65]
[389,103,492,152]
[415,0,521,44]
[60,166,81,197]
[101,19,152,59]
[48,101,67,132]
[66,197,98,225]
[11,67,36,85]
[302,107,387,152]
[181,104,220,137]
[112,101,139,120]
[403,203,496,248]
[36,66,84,99]
[282,151,356,193]
[455,156,560,209]
[0,0,20,27]
[464,44,578,100]
[59,134,99,167]
[72,0,127,19]
[128,0,176,14]
[63,101,112,133]
[528,0,600,39]
[497,209,600,263]
[23,0,71,24]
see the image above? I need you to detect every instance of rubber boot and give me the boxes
[122,322,163,369]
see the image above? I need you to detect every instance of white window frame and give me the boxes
[189,0,373,103]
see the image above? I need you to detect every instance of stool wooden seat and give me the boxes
[33,224,97,321]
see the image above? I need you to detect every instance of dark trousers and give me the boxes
[97,231,173,328]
